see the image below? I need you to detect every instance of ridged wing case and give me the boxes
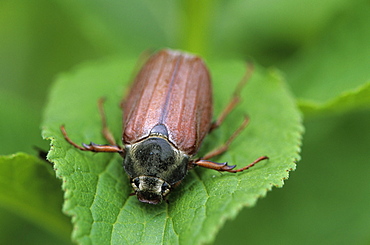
[122,49,213,155]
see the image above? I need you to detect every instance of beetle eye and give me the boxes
[161,182,170,195]
[133,178,140,188]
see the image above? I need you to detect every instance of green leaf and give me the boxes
[0,90,48,155]
[0,153,72,243]
[299,81,370,118]
[215,110,370,244]
[281,1,370,118]
[42,56,303,244]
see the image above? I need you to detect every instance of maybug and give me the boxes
[61,49,268,204]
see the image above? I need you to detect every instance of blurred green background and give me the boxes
[0,0,369,244]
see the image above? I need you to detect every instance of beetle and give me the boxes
[61,49,268,204]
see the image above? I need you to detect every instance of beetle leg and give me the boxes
[60,125,124,154]
[210,97,240,132]
[210,62,254,132]
[193,156,268,173]
[98,97,119,146]
[202,116,249,160]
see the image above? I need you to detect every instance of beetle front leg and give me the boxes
[60,125,124,154]
[192,156,268,173]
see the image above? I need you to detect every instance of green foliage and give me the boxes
[0,0,369,244]
[299,82,370,118]
[281,2,370,118]
[42,58,302,244]
[215,110,370,244]
[0,91,48,155]
[0,153,71,244]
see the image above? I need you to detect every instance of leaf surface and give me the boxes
[0,153,71,242]
[281,2,370,118]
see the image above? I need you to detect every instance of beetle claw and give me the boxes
[212,161,237,170]
[220,163,236,170]
[193,159,236,171]
[79,142,123,153]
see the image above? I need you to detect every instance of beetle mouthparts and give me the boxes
[136,191,162,205]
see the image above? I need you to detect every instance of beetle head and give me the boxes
[131,176,170,204]
[124,136,189,204]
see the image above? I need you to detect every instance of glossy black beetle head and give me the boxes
[124,136,189,204]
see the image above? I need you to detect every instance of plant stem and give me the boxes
[182,0,214,56]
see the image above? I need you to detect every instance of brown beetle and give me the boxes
[61,49,268,204]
